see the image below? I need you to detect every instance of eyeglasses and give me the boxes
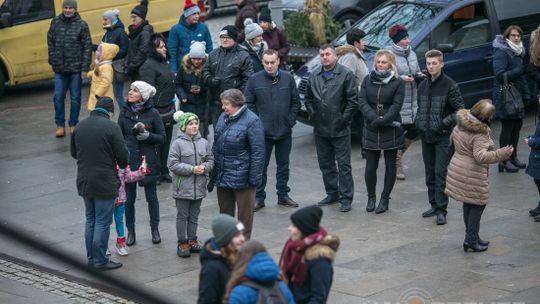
[220,36,232,41]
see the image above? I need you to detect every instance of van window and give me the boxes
[0,0,55,25]
[429,3,491,51]
[493,0,540,35]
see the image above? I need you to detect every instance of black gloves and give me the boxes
[207,181,214,193]
[370,117,385,128]
[210,77,221,88]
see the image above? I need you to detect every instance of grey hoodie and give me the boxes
[168,130,214,200]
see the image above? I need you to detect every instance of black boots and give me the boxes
[463,241,488,252]
[366,196,376,212]
[498,160,519,172]
[126,228,136,246]
[529,202,540,217]
[317,195,339,207]
[374,198,389,214]
[510,157,526,169]
[151,227,161,244]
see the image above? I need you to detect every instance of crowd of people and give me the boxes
[52,0,540,302]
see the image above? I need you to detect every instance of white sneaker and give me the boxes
[116,242,129,256]
[106,248,111,256]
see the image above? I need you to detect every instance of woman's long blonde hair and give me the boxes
[530,26,540,67]
[373,49,399,77]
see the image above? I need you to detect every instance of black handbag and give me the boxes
[112,58,129,82]
[500,73,524,117]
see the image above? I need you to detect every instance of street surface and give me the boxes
[1,13,540,304]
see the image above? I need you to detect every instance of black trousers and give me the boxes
[256,136,292,201]
[158,124,173,176]
[365,149,397,199]
[535,179,540,195]
[421,137,450,215]
[462,203,486,244]
[315,135,354,203]
[499,118,523,158]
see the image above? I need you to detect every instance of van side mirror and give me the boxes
[0,12,12,28]
[435,43,454,53]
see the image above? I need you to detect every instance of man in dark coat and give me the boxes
[416,49,464,225]
[304,44,358,212]
[100,9,130,109]
[47,0,92,138]
[203,25,254,132]
[70,97,128,270]
[245,49,301,211]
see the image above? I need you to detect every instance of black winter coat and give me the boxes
[71,111,128,199]
[47,13,92,73]
[101,19,129,60]
[139,53,176,125]
[492,35,530,119]
[203,44,254,105]
[358,71,405,150]
[198,239,231,304]
[175,57,207,107]
[527,63,540,102]
[117,102,165,182]
[239,41,265,73]
[126,21,153,77]
[305,63,359,138]
[416,72,465,143]
[244,69,300,140]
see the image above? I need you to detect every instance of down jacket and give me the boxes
[117,101,165,182]
[203,44,254,104]
[126,21,153,77]
[492,35,530,119]
[71,111,128,200]
[211,106,265,189]
[304,63,359,138]
[239,40,268,73]
[416,72,464,143]
[445,109,508,205]
[228,252,294,304]
[101,19,129,61]
[168,15,213,72]
[198,239,231,304]
[87,43,119,110]
[391,44,420,124]
[47,12,92,73]
[244,69,300,140]
[168,130,214,200]
[358,71,405,150]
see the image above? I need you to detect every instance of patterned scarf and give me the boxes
[279,227,327,286]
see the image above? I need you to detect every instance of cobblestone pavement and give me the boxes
[0,256,133,304]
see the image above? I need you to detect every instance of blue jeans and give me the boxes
[125,181,160,229]
[53,73,82,127]
[84,197,115,266]
[112,80,125,110]
[114,203,125,238]
[256,136,292,201]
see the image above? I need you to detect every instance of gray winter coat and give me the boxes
[391,44,420,125]
[168,131,214,200]
[47,13,92,73]
[304,63,359,138]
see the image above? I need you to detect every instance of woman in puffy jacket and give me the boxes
[446,100,513,252]
[358,49,404,214]
[492,25,531,172]
[117,81,165,246]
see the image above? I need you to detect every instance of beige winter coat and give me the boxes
[445,109,507,205]
[86,43,119,110]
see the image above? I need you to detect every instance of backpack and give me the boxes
[240,280,287,304]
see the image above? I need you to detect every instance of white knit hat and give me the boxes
[189,41,206,59]
[243,18,263,41]
[130,81,156,102]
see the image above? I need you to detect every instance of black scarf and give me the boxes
[128,20,149,40]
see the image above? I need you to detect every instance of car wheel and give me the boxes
[338,13,361,29]
[205,0,217,19]
[0,69,5,97]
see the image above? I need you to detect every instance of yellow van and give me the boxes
[0,0,185,97]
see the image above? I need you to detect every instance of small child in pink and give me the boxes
[113,157,148,255]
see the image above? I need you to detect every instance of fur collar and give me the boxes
[181,54,206,77]
[456,109,490,134]
[304,235,339,261]
[335,45,358,57]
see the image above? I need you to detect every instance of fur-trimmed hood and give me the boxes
[304,235,340,262]
[181,53,206,77]
[335,45,358,57]
[456,109,490,134]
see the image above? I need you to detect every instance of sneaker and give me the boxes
[55,127,65,138]
[188,239,203,253]
[116,237,129,256]
[177,242,191,258]
[106,248,111,256]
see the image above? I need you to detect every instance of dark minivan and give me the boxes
[294,0,540,124]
